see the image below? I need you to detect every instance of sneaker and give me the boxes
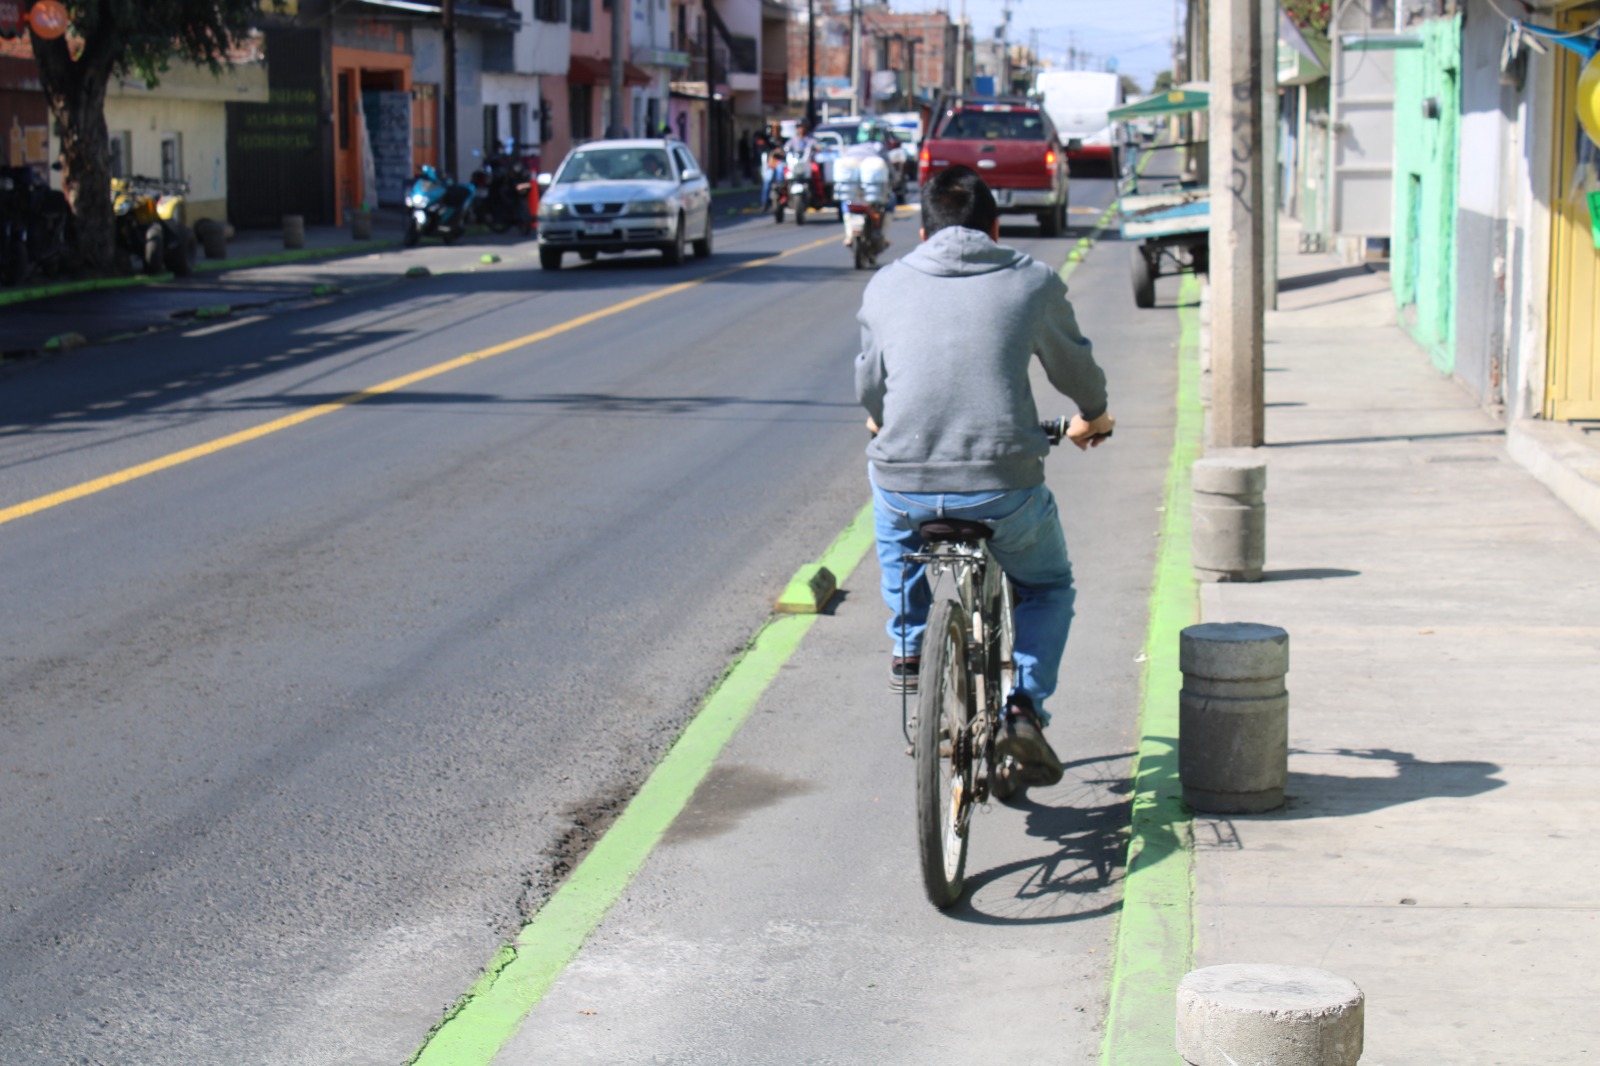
[995,695,1063,787]
[889,655,920,693]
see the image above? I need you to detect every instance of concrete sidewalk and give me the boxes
[1188,226,1600,1062]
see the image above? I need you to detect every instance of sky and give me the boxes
[893,0,1183,96]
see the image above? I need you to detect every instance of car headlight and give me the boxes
[627,200,670,217]
[538,201,568,219]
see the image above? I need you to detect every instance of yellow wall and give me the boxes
[103,97,229,224]
[1546,17,1600,420]
[105,62,267,226]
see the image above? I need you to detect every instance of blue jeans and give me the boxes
[871,477,1075,723]
[760,162,782,206]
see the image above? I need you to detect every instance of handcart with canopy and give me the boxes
[1110,86,1210,308]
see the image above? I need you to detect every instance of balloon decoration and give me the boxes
[1517,22,1600,148]
[25,0,68,40]
[1578,52,1600,150]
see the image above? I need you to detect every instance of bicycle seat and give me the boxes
[919,519,994,542]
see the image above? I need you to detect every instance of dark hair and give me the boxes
[920,165,998,237]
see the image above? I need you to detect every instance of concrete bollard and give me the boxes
[282,214,305,250]
[350,209,372,240]
[1179,622,1288,813]
[1177,964,1363,1066]
[1192,455,1266,582]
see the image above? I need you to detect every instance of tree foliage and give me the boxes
[30,0,263,272]
[1282,0,1333,36]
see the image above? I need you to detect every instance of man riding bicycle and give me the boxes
[855,165,1114,786]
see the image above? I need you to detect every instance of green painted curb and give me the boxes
[0,240,403,307]
[194,305,231,320]
[405,266,432,278]
[480,254,502,264]
[1099,270,1202,1066]
[43,332,87,351]
[0,271,166,307]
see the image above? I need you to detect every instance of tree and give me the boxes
[29,0,261,273]
[1152,69,1175,93]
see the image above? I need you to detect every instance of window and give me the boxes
[482,104,499,154]
[533,0,564,23]
[108,132,131,180]
[569,83,593,142]
[160,133,183,183]
[570,0,590,32]
[508,103,526,150]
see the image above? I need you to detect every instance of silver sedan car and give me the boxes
[535,139,713,270]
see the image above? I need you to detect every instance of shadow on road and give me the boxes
[948,749,1135,926]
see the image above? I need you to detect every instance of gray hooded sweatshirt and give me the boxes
[855,226,1107,493]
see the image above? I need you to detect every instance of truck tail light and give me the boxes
[1045,148,1058,172]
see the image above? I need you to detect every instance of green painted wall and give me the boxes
[1390,15,1461,373]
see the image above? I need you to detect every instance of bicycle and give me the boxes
[901,416,1107,908]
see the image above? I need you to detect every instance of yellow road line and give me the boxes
[0,235,839,529]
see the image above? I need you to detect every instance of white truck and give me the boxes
[1034,70,1125,176]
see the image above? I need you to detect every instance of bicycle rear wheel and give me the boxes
[916,598,972,908]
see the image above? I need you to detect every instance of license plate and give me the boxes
[845,215,865,236]
[995,189,1013,206]
[581,221,613,235]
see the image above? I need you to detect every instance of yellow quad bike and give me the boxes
[112,176,197,276]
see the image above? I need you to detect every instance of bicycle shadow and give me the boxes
[947,750,1135,926]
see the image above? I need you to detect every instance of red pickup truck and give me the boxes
[917,98,1071,236]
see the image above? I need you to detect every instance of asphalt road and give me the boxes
[0,161,1187,1064]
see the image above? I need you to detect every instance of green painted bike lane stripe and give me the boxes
[407,503,877,1065]
[1100,271,1203,1065]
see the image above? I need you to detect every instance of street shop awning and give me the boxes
[568,54,652,88]
[1109,86,1210,121]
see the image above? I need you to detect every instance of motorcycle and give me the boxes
[403,165,475,246]
[1,166,76,285]
[834,150,892,270]
[470,146,533,236]
[112,175,194,276]
[783,146,829,226]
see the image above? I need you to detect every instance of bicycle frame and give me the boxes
[899,535,1013,809]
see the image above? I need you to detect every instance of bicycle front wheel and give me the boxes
[916,598,972,908]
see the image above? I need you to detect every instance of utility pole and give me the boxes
[442,0,457,177]
[850,0,862,116]
[1261,0,1278,310]
[705,0,719,180]
[955,0,967,94]
[1208,0,1264,447]
[806,0,816,126]
[609,0,626,137]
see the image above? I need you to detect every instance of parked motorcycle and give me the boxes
[834,149,892,270]
[112,175,194,276]
[470,147,532,236]
[403,165,475,246]
[1,166,77,286]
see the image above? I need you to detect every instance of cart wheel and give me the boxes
[1131,245,1156,309]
